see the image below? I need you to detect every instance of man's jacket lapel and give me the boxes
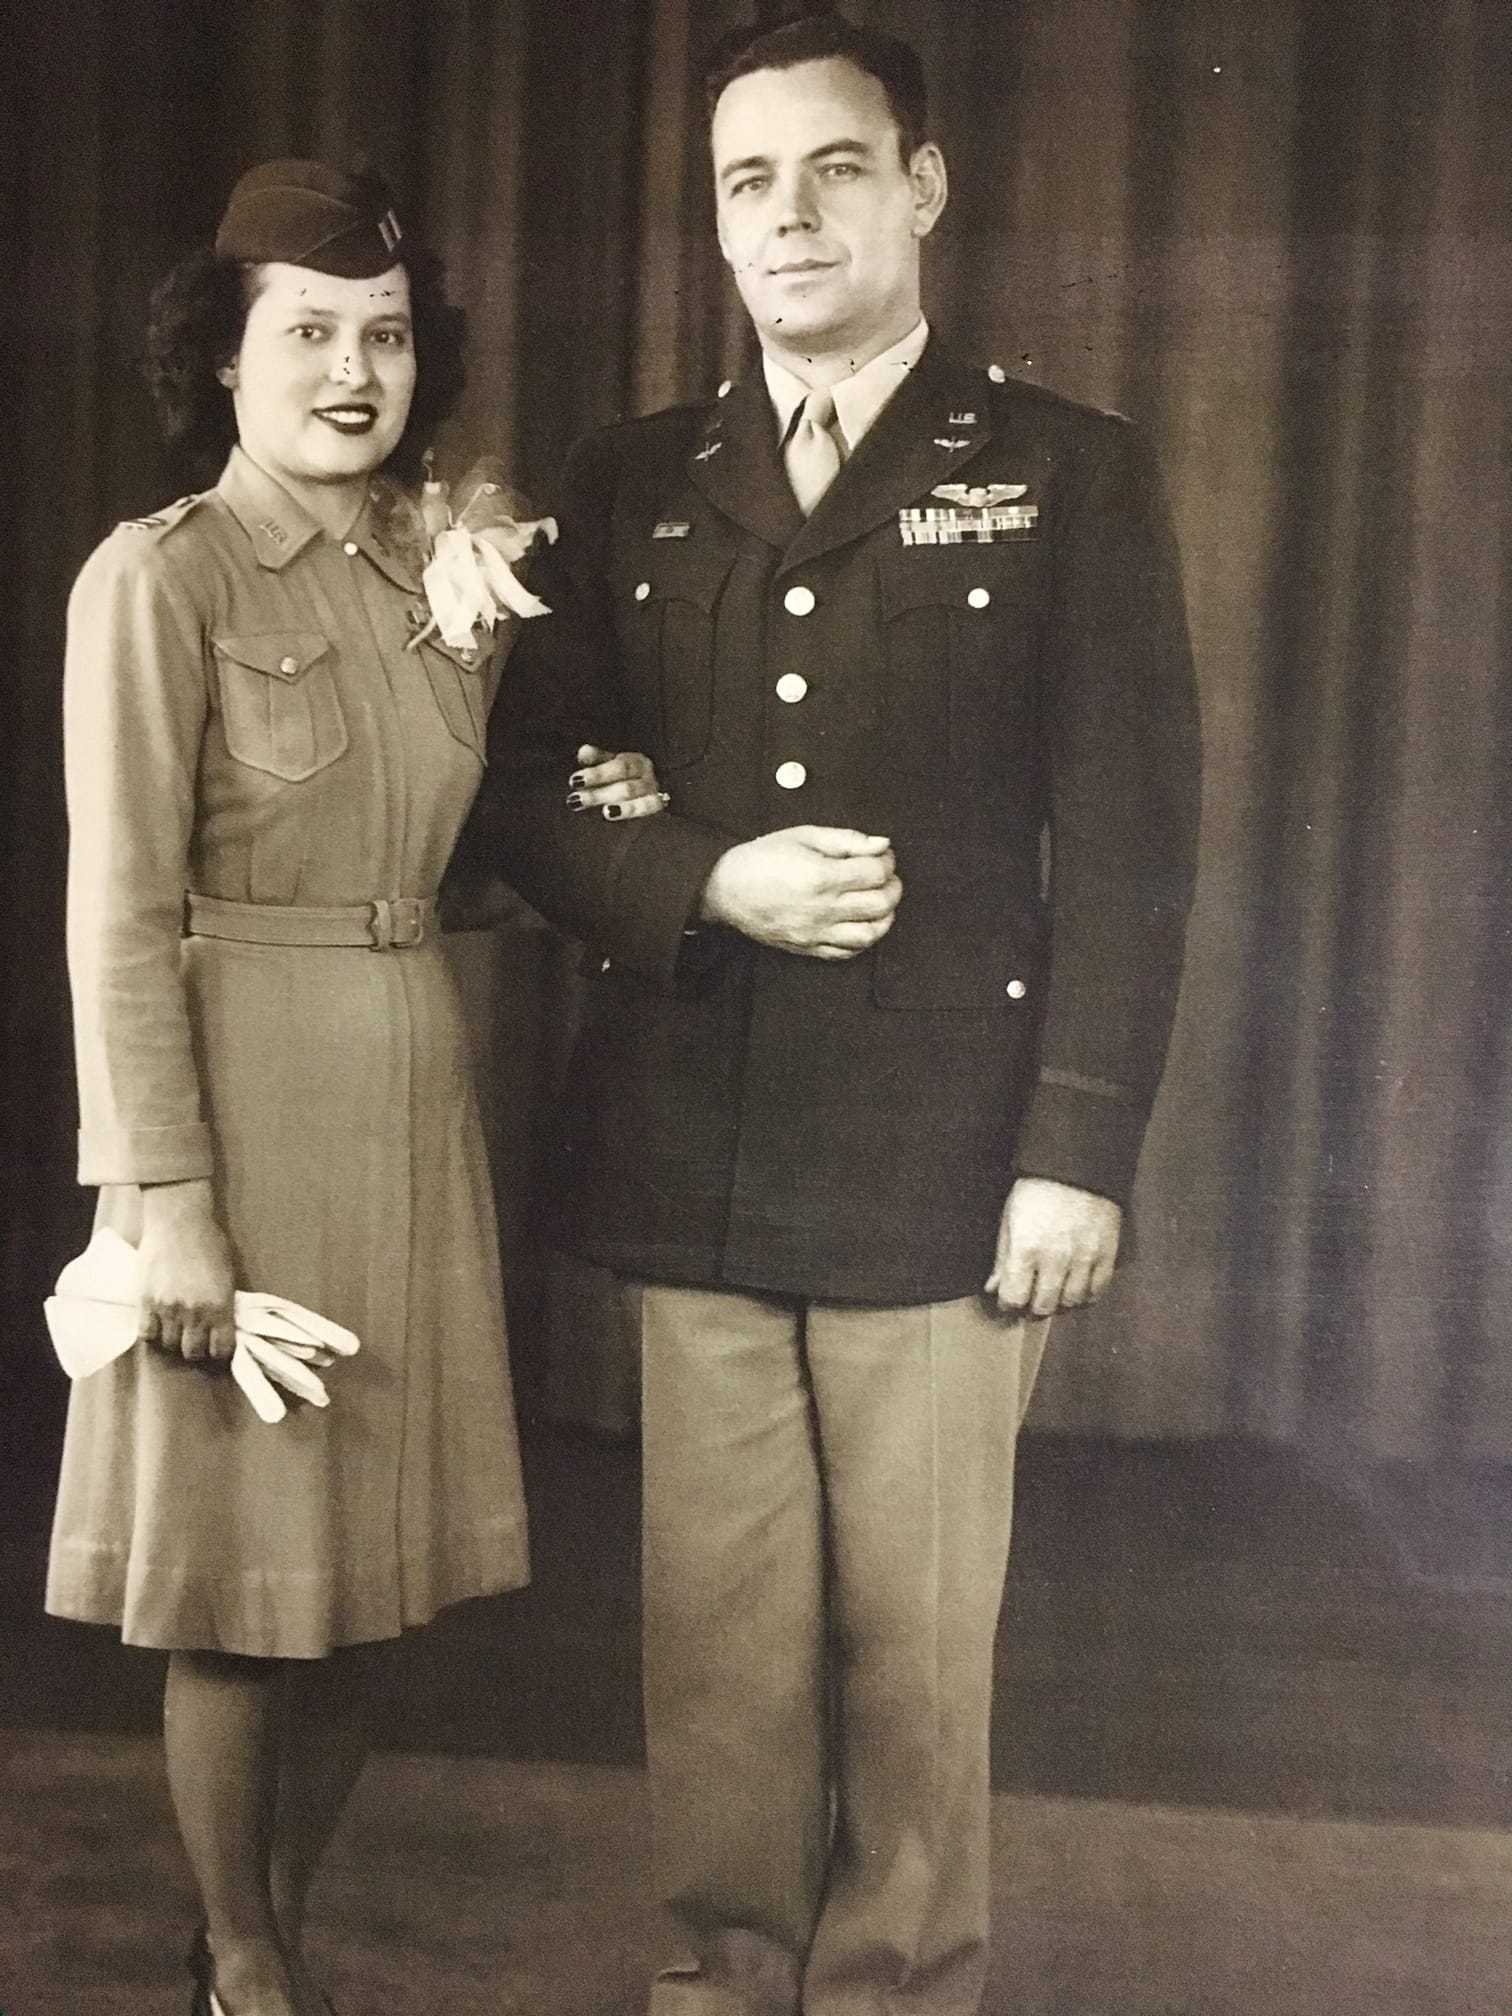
[682,344,1018,567]
[684,372,805,550]
[782,345,999,571]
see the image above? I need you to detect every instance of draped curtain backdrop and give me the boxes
[7,0,1512,1475]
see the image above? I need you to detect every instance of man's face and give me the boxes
[712,56,946,361]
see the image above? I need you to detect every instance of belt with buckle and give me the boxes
[184,892,436,950]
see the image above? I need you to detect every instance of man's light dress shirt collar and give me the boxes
[763,317,930,452]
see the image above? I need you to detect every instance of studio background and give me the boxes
[8,0,1512,1491]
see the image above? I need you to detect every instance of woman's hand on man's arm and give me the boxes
[566,745,670,821]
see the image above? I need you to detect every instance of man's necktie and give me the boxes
[784,387,843,516]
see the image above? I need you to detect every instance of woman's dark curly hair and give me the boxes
[144,244,466,487]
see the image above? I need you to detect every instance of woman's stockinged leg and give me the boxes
[270,1644,382,1967]
[163,1650,316,2016]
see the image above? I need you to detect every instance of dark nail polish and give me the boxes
[566,792,584,810]
[604,804,623,820]
[568,771,586,789]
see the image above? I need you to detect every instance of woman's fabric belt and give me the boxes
[184,892,437,950]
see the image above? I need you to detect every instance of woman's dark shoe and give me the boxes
[186,1923,212,2013]
[187,1922,335,2014]
[187,1922,212,1984]
[186,1934,230,2016]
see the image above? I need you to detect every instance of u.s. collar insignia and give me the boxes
[652,520,692,539]
[932,483,1028,508]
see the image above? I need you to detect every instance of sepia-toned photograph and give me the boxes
[3,2,1510,2011]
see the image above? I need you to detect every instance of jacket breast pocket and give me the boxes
[878,546,1044,780]
[614,545,738,772]
[417,637,488,760]
[212,631,348,782]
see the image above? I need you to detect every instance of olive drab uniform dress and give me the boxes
[46,446,528,1657]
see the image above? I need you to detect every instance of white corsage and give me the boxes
[396,455,558,654]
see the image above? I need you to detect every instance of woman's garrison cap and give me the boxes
[215,160,403,277]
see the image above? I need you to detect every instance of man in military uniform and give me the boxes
[487,12,1200,2011]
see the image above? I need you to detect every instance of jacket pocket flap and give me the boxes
[418,634,489,675]
[615,544,737,615]
[213,631,330,680]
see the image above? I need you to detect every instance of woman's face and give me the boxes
[220,261,415,498]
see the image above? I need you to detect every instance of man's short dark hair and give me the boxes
[703,10,928,164]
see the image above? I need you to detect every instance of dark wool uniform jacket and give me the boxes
[477,340,1201,1306]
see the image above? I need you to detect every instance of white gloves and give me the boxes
[44,1227,359,1424]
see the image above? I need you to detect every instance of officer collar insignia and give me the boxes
[652,521,692,539]
[219,449,323,567]
[931,389,990,456]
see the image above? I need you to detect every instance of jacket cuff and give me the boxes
[604,819,739,991]
[77,1121,214,1188]
[1013,1073,1149,1207]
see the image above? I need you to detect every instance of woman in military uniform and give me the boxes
[45,161,662,2016]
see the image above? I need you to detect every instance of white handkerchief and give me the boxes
[44,1228,359,1424]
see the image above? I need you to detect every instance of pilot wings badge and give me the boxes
[931,483,1028,507]
[902,481,1039,545]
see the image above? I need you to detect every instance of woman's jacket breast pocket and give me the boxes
[417,636,488,759]
[878,546,1043,781]
[614,545,737,773]
[212,631,348,782]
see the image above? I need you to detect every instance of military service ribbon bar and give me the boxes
[898,504,1040,545]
